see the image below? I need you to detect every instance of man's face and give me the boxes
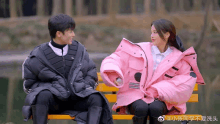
[59,29,75,45]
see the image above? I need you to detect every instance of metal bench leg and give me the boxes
[181,120,189,124]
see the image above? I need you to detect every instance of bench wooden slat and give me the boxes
[96,83,198,92]
[194,84,198,91]
[48,115,75,120]
[104,94,198,103]
[112,114,203,121]
[97,72,103,82]
[46,114,202,121]
[96,83,119,92]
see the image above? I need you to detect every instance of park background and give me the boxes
[0,0,220,124]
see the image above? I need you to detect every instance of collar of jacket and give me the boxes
[29,40,85,81]
[116,38,205,85]
[49,41,68,56]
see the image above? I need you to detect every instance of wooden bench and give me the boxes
[41,72,203,123]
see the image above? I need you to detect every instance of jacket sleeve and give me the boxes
[100,50,127,88]
[22,56,60,94]
[22,56,41,94]
[149,60,197,105]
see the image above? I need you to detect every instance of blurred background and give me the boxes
[0,0,220,124]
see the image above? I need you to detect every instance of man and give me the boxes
[22,14,113,124]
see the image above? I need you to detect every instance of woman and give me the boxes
[100,19,205,124]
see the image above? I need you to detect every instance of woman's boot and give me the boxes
[149,116,163,124]
[132,115,147,124]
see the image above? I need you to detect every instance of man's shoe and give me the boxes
[87,106,102,124]
[32,105,48,124]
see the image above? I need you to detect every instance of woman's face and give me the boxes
[151,25,168,50]
[151,25,166,47]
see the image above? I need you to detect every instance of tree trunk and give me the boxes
[2,0,6,17]
[108,0,116,20]
[156,0,167,15]
[64,0,73,16]
[97,0,102,15]
[76,0,83,16]
[6,77,17,122]
[184,0,191,11]
[131,0,136,14]
[144,0,150,14]
[178,0,184,11]
[52,0,62,16]
[195,0,213,51]
[9,0,17,18]
[171,0,177,12]
[115,0,119,15]
[37,0,44,16]
[193,0,202,11]
[213,0,219,10]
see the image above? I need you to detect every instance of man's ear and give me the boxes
[56,31,62,38]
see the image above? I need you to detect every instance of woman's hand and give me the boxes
[146,87,159,98]
[114,77,123,86]
[114,80,120,86]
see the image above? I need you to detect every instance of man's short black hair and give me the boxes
[48,14,75,38]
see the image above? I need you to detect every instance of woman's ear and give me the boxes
[164,32,170,39]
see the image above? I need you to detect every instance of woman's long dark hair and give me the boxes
[151,19,185,52]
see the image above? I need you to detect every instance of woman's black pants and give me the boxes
[128,99,168,124]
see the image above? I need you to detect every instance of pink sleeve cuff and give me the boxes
[147,88,159,98]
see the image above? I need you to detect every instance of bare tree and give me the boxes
[115,0,119,15]
[6,76,18,122]
[76,0,83,16]
[184,0,191,11]
[97,0,102,15]
[178,0,184,11]
[195,0,213,51]
[108,0,117,20]
[171,0,177,12]
[64,0,73,16]
[193,0,213,122]
[156,0,167,15]
[52,0,63,16]
[131,0,136,14]
[144,0,150,14]
[9,0,17,18]
[17,0,23,17]
[193,0,202,11]
[37,0,45,16]
[1,0,6,17]
[213,0,219,10]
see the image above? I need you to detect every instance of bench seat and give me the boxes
[46,114,202,121]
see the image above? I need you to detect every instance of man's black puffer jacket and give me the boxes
[22,41,114,124]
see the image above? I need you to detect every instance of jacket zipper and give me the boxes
[62,48,71,95]
[135,44,148,89]
[125,40,148,89]
[35,56,71,97]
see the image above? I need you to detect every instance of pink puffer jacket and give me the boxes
[100,38,205,115]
